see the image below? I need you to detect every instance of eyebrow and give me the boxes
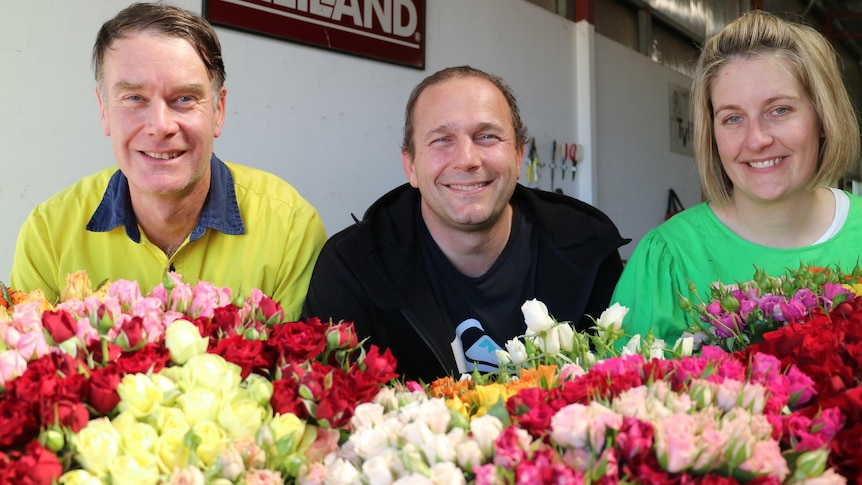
[714,94,801,114]
[425,121,504,137]
[111,81,208,97]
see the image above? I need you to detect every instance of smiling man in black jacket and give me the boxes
[303,66,628,382]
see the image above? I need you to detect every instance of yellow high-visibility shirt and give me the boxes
[10,155,326,321]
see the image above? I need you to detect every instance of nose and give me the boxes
[744,118,773,150]
[146,100,179,137]
[452,137,482,171]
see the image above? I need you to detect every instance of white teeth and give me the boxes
[748,158,780,169]
[144,151,182,160]
[450,183,486,191]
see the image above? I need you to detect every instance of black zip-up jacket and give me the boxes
[302,184,629,382]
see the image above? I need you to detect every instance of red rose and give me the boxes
[270,379,308,419]
[88,366,122,415]
[325,322,360,350]
[506,387,545,417]
[257,296,285,323]
[830,423,862,478]
[42,399,89,433]
[210,304,243,336]
[113,343,171,375]
[513,402,556,438]
[86,340,122,366]
[211,335,269,379]
[615,417,655,464]
[361,346,399,383]
[266,321,327,366]
[315,387,352,428]
[118,316,144,350]
[0,441,63,485]
[0,399,39,448]
[40,310,77,344]
[345,369,387,403]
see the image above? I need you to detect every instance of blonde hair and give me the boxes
[692,10,859,206]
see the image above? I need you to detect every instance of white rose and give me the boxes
[469,415,503,458]
[454,440,484,470]
[430,462,467,485]
[361,453,396,485]
[673,336,694,357]
[521,299,554,333]
[504,339,527,365]
[557,323,575,352]
[622,334,641,355]
[596,303,628,331]
[538,326,561,355]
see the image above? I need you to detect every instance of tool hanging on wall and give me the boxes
[526,138,541,185]
[550,140,557,191]
[559,142,568,182]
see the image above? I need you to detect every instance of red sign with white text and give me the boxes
[204,0,425,69]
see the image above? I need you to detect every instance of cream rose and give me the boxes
[72,418,122,477]
[164,319,209,364]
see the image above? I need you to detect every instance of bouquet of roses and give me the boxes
[738,293,862,480]
[683,263,862,353]
[0,272,398,484]
[299,300,844,484]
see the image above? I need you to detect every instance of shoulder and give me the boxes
[31,167,117,213]
[320,185,418,258]
[225,162,318,214]
[514,186,627,248]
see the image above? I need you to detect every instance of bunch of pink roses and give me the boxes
[0,272,398,484]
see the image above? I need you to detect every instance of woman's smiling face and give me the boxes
[711,55,822,206]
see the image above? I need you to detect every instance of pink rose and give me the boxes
[0,350,27,387]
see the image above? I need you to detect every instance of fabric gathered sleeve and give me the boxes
[10,206,61,302]
[272,207,327,322]
[609,230,691,344]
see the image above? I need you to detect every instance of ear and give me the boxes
[213,86,227,138]
[401,148,419,188]
[96,86,110,136]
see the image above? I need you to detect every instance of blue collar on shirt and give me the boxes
[86,153,245,243]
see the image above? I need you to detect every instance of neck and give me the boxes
[130,186,208,257]
[423,204,514,278]
[711,187,835,248]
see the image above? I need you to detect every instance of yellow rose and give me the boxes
[217,397,267,439]
[58,469,104,485]
[151,372,181,406]
[268,412,306,451]
[191,420,229,467]
[243,373,274,406]
[154,431,191,475]
[181,353,242,397]
[72,418,121,477]
[113,415,159,461]
[165,319,208,365]
[116,373,162,418]
[176,387,221,425]
[154,406,191,436]
[107,454,160,485]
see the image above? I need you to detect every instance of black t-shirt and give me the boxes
[419,202,538,373]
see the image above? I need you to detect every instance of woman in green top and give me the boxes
[611,10,862,344]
